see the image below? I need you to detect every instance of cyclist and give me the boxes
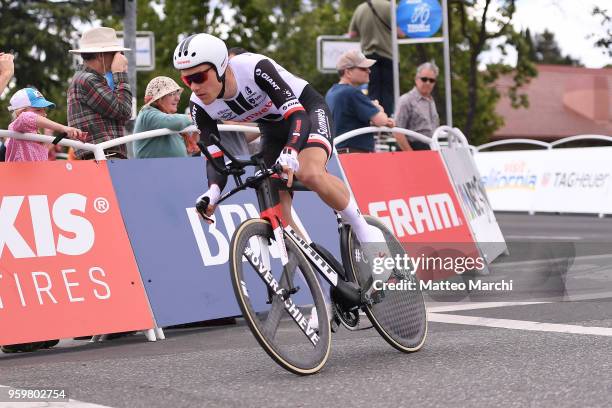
[174,34,387,326]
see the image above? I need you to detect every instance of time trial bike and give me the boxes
[196,137,427,375]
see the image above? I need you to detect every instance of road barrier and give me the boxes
[336,126,507,279]
[0,124,506,345]
[473,135,612,217]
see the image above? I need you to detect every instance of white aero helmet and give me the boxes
[173,33,228,76]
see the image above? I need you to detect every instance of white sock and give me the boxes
[339,197,384,243]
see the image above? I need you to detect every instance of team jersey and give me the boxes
[189,53,314,190]
[190,53,308,125]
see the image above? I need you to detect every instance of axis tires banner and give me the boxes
[0,161,153,345]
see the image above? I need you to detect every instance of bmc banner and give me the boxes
[108,157,343,327]
[475,147,612,215]
[439,146,507,264]
[338,151,482,280]
[0,161,153,345]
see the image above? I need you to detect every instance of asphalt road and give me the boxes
[1,213,611,408]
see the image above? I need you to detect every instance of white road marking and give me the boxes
[428,313,612,336]
[504,235,583,240]
[427,301,551,313]
[491,253,612,269]
[0,385,113,408]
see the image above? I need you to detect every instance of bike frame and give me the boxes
[198,139,363,328]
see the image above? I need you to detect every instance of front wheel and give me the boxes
[347,215,428,352]
[230,218,331,375]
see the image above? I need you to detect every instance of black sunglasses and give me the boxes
[420,77,436,84]
[181,66,214,86]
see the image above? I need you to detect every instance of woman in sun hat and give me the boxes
[4,87,86,162]
[133,76,193,158]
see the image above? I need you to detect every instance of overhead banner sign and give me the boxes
[397,0,443,38]
[0,161,153,345]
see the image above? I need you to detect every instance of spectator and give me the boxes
[134,76,192,158]
[0,52,14,93]
[349,0,396,115]
[67,27,132,160]
[0,52,15,161]
[4,88,85,162]
[325,49,394,154]
[393,61,440,151]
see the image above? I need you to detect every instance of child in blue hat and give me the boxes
[5,87,86,162]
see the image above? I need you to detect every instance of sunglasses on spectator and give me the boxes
[420,77,436,83]
[181,66,214,86]
[352,66,370,72]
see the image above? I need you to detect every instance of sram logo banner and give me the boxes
[0,161,153,345]
[339,151,474,243]
[338,151,480,280]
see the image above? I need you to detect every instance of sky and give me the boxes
[483,0,611,68]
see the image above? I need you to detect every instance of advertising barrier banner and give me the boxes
[0,161,153,344]
[439,146,507,264]
[475,147,612,215]
[338,151,482,280]
[108,157,343,327]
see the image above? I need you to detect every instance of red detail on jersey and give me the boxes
[210,151,224,159]
[242,100,274,122]
[295,119,302,132]
[283,106,305,120]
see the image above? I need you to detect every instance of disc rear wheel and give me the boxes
[348,215,428,352]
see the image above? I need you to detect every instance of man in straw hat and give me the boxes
[67,26,132,159]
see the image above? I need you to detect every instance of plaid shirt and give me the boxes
[67,66,132,159]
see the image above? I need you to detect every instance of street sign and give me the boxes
[116,31,155,71]
[316,36,361,74]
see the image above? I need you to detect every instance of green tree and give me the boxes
[591,7,611,59]
[98,0,220,114]
[526,29,581,66]
[447,0,536,144]
[1,0,537,146]
[0,0,109,128]
[225,0,536,144]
